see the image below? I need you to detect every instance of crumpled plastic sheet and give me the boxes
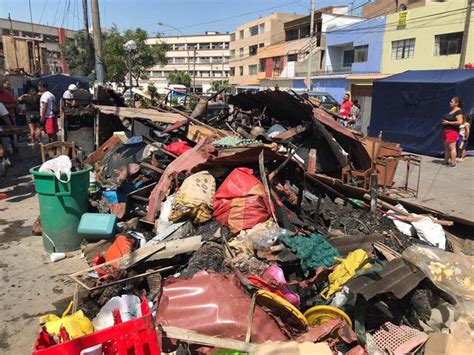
[156,270,287,344]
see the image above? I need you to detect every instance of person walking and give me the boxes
[38,81,58,142]
[18,87,42,144]
[441,97,463,167]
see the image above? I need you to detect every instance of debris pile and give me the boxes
[31,90,474,354]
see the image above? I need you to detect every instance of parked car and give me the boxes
[307,92,339,110]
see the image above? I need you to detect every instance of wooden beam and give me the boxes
[160,326,257,353]
[94,105,182,124]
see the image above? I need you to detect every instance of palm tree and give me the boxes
[168,70,191,87]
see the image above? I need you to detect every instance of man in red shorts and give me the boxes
[38,80,58,142]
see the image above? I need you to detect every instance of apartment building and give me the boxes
[228,12,302,89]
[380,0,474,73]
[146,32,230,93]
[256,7,364,91]
[0,18,77,75]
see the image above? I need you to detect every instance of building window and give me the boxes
[259,58,266,72]
[212,42,224,49]
[285,29,299,41]
[259,23,265,34]
[288,53,297,62]
[174,57,186,63]
[230,67,235,76]
[435,32,463,56]
[354,45,368,63]
[249,45,258,56]
[239,48,244,58]
[230,50,235,59]
[259,43,264,48]
[199,43,211,50]
[188,43,198,50]
[201,71,210,77]
[199,57,210,63]
[239,66,243,76]
[239,30,244,39]
[391,38,415,59]
[248,64,258,75]
[343,50,354,67]
[230,33,236,41]
[224,42,229,49]
[174,43,186,50]
[211,57,223,63]
[249,25,259,36]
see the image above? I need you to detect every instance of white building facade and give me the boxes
[146,32,230,93]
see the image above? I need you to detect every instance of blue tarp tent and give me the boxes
[369,70,474,156]
[31,74,89,102]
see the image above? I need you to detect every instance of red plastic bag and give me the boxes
[164,141,192,156]
[213,167,271,233]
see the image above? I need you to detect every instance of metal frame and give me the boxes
[379,153,422,198]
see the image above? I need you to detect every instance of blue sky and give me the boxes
[0,0,359,36]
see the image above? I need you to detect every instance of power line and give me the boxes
[163,1,300,32]
[38,0,49,24]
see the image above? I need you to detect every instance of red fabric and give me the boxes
[213,167,271,233]
[0,90,16,116]
[443,129,459,143]
[339,99,352,118]
[44,116,58,135]
[164,141,192,156]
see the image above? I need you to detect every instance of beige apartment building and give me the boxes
[229,13,302,89]
[146,32,230,93]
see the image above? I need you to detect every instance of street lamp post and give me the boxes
[158,23,192,91]
[124,39,137,107]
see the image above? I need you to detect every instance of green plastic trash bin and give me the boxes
[30,164,92,252]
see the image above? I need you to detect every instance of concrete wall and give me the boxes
[381,0,474,73]
[326,16,386,73]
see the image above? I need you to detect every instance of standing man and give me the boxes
[38,80,58,142]
[63,84,77,106]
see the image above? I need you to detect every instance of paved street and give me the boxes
[0,144,88,354]
[393,154,474,221]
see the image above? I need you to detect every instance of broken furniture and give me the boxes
[40,141,76,163]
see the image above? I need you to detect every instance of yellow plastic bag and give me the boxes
[169,171,215,224]
[39,301,94,339]
[321,249,371,300]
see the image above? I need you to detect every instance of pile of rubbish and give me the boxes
[32,90,473,354]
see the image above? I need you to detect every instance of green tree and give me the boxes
[207,80,231,93]
[102,26,170,86]
[168,70,191,87]
[61,31,95,78]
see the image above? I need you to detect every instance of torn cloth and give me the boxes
[146,138,215,221]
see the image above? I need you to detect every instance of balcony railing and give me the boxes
[323,65,353,74]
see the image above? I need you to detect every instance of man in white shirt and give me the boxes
[38,80,57,142]
[63,84,77,106]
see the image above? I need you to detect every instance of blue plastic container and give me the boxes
[78,213,117,242]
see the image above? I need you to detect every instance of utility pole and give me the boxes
[192,49,197,93]
[459,0,473,69]
[82,0,94,71]
[91,0,105,84]
[306,0,315,92]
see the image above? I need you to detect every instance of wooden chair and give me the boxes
[40,141,76,163]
